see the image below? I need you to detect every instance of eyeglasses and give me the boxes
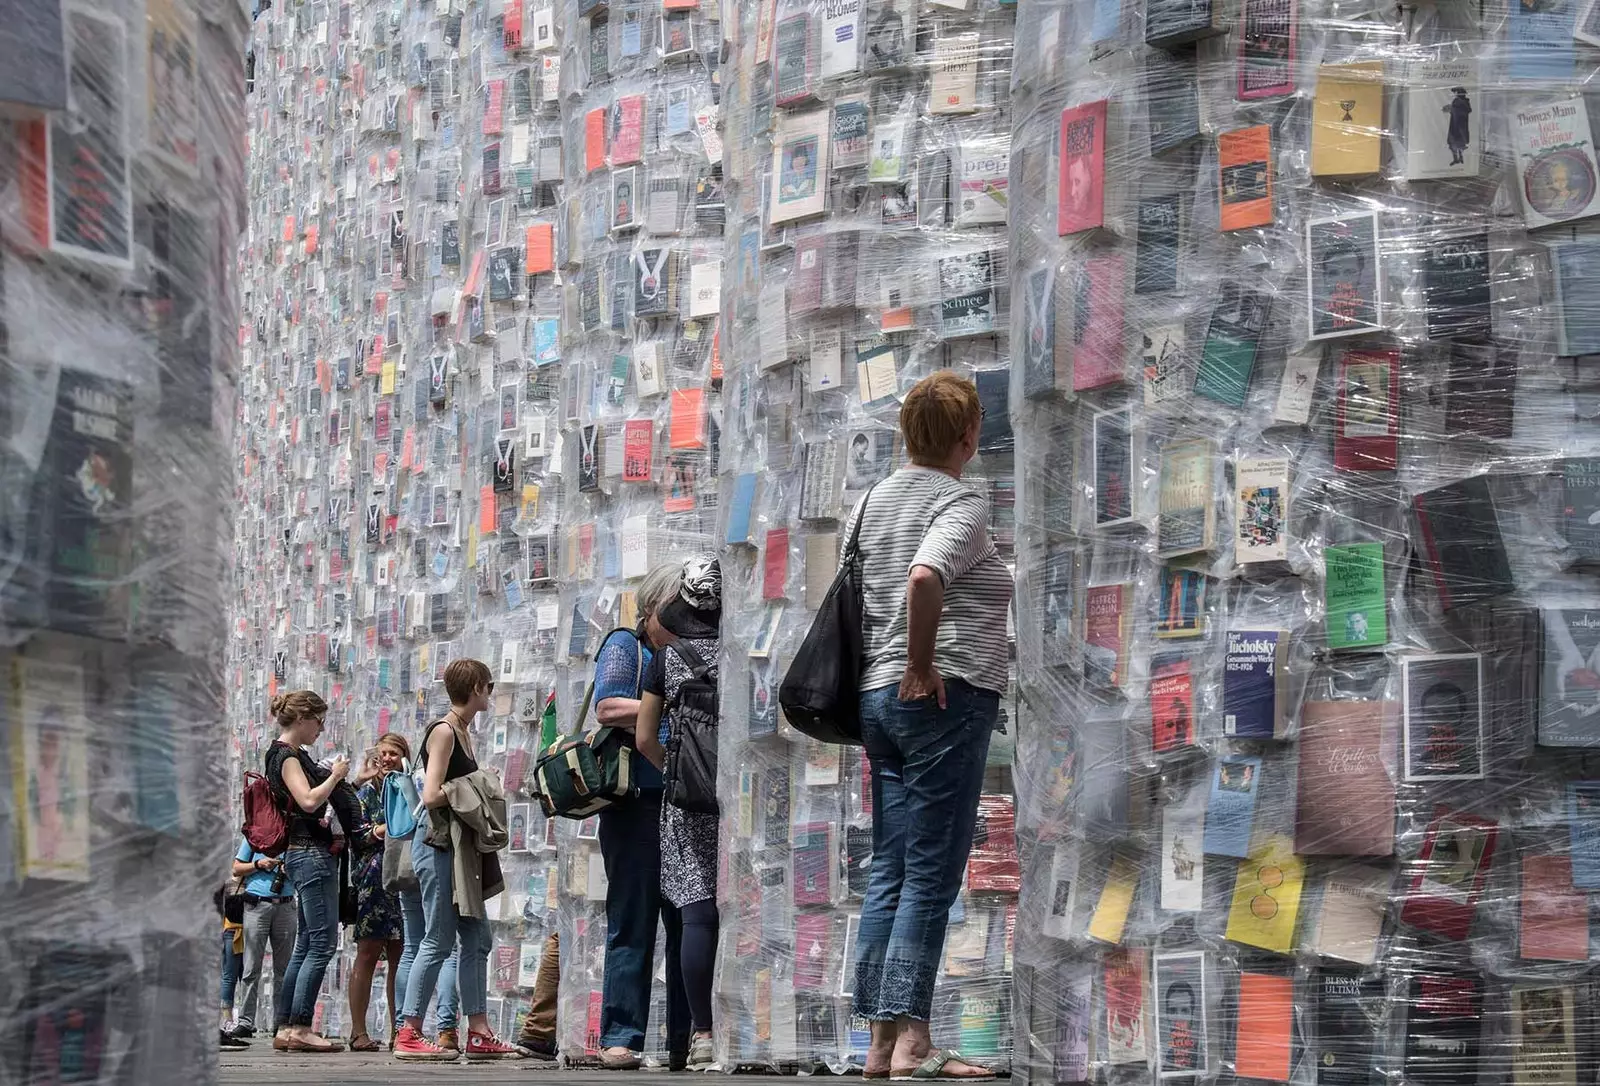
[487,682,496,693]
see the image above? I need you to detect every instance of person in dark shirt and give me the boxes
[264,689,350,1054]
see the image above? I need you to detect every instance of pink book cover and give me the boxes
[1058,100,1108,235]
[612,94,645,166]
[794,913,831,990]
[1295,700,1397,856]
[1072,254,1126,391]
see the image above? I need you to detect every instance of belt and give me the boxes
[245,894,293,904]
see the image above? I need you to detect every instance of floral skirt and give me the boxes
[353,850,403,942]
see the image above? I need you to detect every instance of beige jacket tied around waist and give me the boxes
[423,768,508,919]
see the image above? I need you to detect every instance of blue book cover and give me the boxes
[1222,629,1285,738]
[726,473,758,544]
[1203,754,1262,857]
[1568,781,1600,888]
[1508,0,1576,81]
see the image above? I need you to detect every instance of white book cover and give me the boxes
[819,0,864,79]
[770,109,831,224]
[809,326,843,390]
[621,514,650,578]
[1042,844,1080,938]
[759,282,791,369]
[1159,806,1204,912]
[930,28,981,114]
[1404,59,1480,180]
[956,145,1010,226]
[1234,456,1290,564]
[1274,349,1320,424]
[633,341,663,398]
[1513,97,1600,230]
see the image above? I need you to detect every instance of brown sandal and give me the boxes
[286,1036,345,1053]
[349,1034,380,1052]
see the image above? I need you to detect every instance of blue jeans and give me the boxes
[402,835,491,1022]
[220,932,243,1007]
[852,679,997,1021]
[278,845,341,1027]
[397,884,459,1031]
[598,789,690,1054]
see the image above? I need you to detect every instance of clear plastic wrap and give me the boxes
[0,0,245,1077]
[1010,0,1600,1081]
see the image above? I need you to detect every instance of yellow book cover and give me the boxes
[1225,835,1305,953]
[1089,854,1139,944]
[1311,62,1384,176]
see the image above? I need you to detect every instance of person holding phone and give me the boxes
[229,837,296,1042]
[265,690,358,1054]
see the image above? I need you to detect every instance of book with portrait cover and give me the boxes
[1222,629,1286,738]
[1150,653,1197,754]
[1401,807,1498,940]
[1561,458,1600,562]
[1235,457,1288,564]
[1333,349,1398,471]
[1403,972,1482,1086]
[1405,60,1480,179]
[1423,233,1491,341]
[1135,194,1181,294]
[1218,125,1273,231]
[1058,100,1108,236]
[1510,983,1579,1085]
[1069,255,1126,391]
[1512,97,1600,230]
[1157,439,1215,557]
[1297,700,1396,856]
[1307,210,1382,341]
[1538,605,1600,747]
[770,109,830,225]
[1311,62,1383,176]
[1237,0,1295,99]
[1153,951,1207,1077]
[1193,281,1271,405]
[1412,475,1515,611]
[1550,239,1600,355]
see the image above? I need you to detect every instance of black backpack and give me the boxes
[663,642,720,815]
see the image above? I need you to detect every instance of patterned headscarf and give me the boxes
[678,553,721,611]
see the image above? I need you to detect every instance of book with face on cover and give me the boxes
[1324,541,1386,650]
[1510,984,1579,1086]
[1311,62,1383,176]
[1401,654,1485,781]
[1058,100,1108,236]
[1237,0,1295,99]
[1513,97,1600,230]
[1405,60,1480,179]
[1306,210,1382,341]
[1153,951,1207,1078]
[770,109,830,225]
[1401,806,1498,940]
[1540,606,1600,748]
[1297,700,1396,856]
[1217,125,1273,231]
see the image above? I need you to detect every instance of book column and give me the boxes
[715,0,1020,1071]
[1009,0,1600,1081]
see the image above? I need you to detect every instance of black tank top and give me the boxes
[420,718,479,782]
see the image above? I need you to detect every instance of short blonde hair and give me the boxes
[899,371,981,464]
[443,658,493,704]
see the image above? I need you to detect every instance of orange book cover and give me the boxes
[585,108,606,173]
[464,249,487,298]
[525,223,554,275]
[669,388,707,449]
[479,485,497,534]
[1235,973,1293,1081]
[1218,125,1274,231]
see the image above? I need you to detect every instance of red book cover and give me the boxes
[504,0,524,47]
[1520,853,1590,961]
[1103,949,1148,1064]
[584,107,606,173]
[503,748,528,792]
[1333,349,1399,471]
[622,418,653,482]
[494,944,518,990]
[966,793,1021,892]
[584,990,602,1055]
[484,79,505,135]
[1058,100,1108,235]
[1085,583,1131,688]
[1150,655,1196,754]
[525,223,554,275]
[612,94,645,165]
[764,528,789,600]
[669,388,706,450]
[1295,700,1397,857]
[1072,254,1126,391]
[1401,806,1498,940]
[794,912,830,991]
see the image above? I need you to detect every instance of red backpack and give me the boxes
[241,770,290,856]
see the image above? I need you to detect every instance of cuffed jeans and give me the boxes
[598,790,690,1055]
[397,882,459,1031]
[402,835,489,1022]
[852,678,997,1022]
[238,897,297,1031]
[220,932,242,1008]
[279,845,341,1027]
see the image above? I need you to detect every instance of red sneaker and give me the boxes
[464,1031,524,1061]
[393,1025,455,1062]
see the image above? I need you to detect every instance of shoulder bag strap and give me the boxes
[574,681,596,736]
[668,640,713,680]
[842,484,877,566]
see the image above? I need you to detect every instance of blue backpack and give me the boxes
[383,761,424,840]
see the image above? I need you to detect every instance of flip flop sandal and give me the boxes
[349,1034,381,1052]
[889,1049,996,1081]
[286,1037,345,1054]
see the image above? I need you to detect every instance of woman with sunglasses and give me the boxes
[265,690,354,1054]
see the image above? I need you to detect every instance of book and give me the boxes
[1153,951,1207,1077]
[1297,700,1395,856]
[1509,0,1576,80]
[1401,807,1498,940]
[1400,654,1484,783]
[1156,566,1206,639]
[1157,439,1215,557]
[1235,973,1293,1081]
[1520,854,1589,961]
[938,251,998,338]
[956,145,1009,227]
[831,95,871,169]
[1150,654,1197,753]
[1237,0,1295,99]
[1510,984,1578,1086]
[1042,845,1079,938]
[1561,459,1600,561]
[1145,0,1225,45]
[1087,854,1138,943]
[1404,972,1482,1086]
[1141,324,1186,406]
[773,12,814,103]
[1310,62,1383,177]
[1324,541,1386,650]
[1019,266,1060,399]
[975,369,1013,452]
[1550,239,1600,355]
[1040,546,1078,669]
[1538,606,1600,747]
[1203,754,1262,858]
[1235,457,1288,564]
[793,822,833,905]
[819,0,863,79]
[1306,210,1382,341]
[1333,350,1398,471]
[799,440,840,521]
[1225,835,1304,952]
[863,0,914,69]
[1159,804,1205,911]
[1422,233,1492,340]
[1412,476,1515,611]
[929,28,980,114]
[1092,407,1134,526]
[1084,583,1132,689]
[1135,194,1181,295]
[621,419,653,483]
[1058,101,1108,236]
[1145,49,1202,154]
[1103,949,1148,1064]
[1312,865,1389,965]
[1217,125,1273,231]
[1567,781,1600,888]
[1315,970,1382,1086]
[1193,282,1271,406]
[1404,60,1480,179]
[1222,629,1286,738]
[770,109,830,224]
[1069,255,1126,391]
[1512,97,1600,229]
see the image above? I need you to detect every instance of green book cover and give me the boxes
[1194,333,1257,406]
[1325,542,1386,650]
